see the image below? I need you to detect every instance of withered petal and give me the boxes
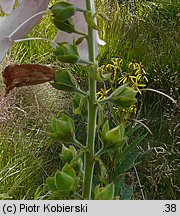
[2,64,55,96]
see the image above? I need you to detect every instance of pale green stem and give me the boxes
[76,88,88,96]
[82,0,97,200]
[94,147,106,158]
[73,138,86,150]
[99,96,111,104]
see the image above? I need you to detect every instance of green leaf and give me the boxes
[115,175,124,195]
[120,183,133,200]
[113,149,140,178]
[115,175,133,200]
[125,124,142,137]
[115,133,148,164]
[84,11,99,30]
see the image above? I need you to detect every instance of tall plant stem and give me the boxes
[83,0,97,199]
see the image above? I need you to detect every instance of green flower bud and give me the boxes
[102,123,128,150]
[62,164,76,179]
[52,19,77,34]
[49,115,75,143]
[69,177,80,193]
[51,69,79,93]
[102,120,110,141]
[95,183,115,200]
[70,158,83,173]
[54,167,79,194]
[52,18,85,36]
[55,170,75,191]
[46,177,57,192]
[60,145,77,163]
[72,93,88,117]
[54,42,79,64]
[51,2,77,22]
[47,167,79,196]
[110,84,137,108]
[106,124,124,143]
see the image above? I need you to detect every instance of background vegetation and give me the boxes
[0,0,179,199]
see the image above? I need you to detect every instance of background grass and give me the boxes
[0,0,72,199]
[96,0,180,199]
[0,0,179,199]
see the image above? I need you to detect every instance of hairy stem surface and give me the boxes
[83,0,97,199]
